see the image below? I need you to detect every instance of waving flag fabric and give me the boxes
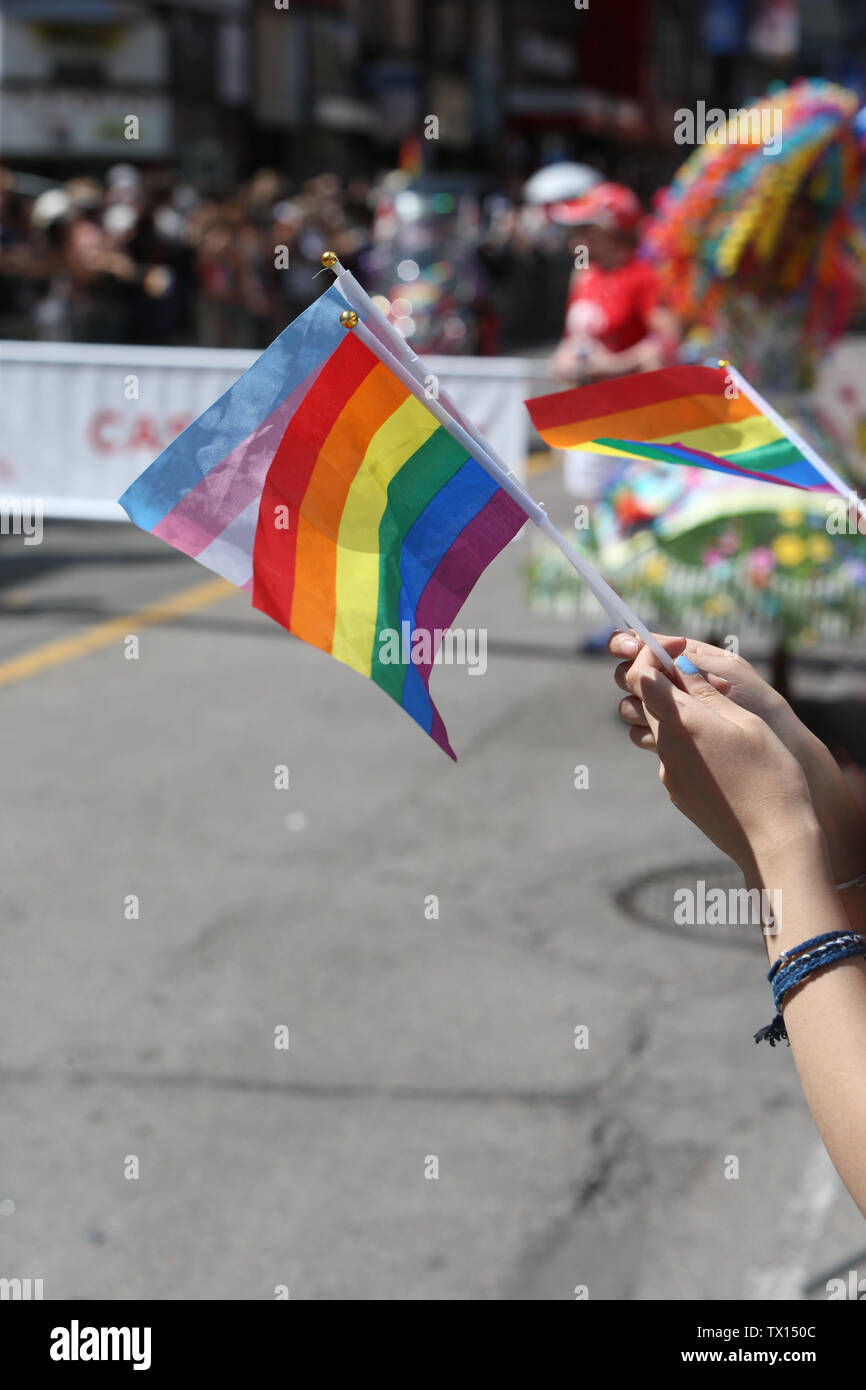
[526,365,836,492]
[120,285,525,758]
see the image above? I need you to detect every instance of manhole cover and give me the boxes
[614,859,766,952]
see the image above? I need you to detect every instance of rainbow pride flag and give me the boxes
[526,365,836,492]
[120,285,525,759]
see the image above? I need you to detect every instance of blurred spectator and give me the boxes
[546,180,680,506]
[549,182,678,384]
[0,161,578,353]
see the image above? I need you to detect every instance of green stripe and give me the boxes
[718,437,804,472]
[596,439,694,465]
[370,426,469,701]
[597,435,804,473]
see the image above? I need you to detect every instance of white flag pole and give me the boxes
[720,361,866,527]
[335,298,677,675]
[324,253,521,483]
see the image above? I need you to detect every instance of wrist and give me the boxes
[744,809,825,882]
[742,819,841,964]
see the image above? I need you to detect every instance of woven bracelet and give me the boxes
[755,931,866,1047]
[773,938,866,1012]
[767,930,862,984]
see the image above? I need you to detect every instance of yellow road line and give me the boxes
[0,577,236,688]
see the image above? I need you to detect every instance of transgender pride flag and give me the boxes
[120,286,348,592]
[119,285,525,759]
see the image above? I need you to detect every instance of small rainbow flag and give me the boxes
[526,365,836,492]
[120,285,525,759]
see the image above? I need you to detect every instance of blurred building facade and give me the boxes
[3,1,864,194]
[0,0,251,189]
[2,0,866,352]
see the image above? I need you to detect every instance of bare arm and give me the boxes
[610,630,866,936]
[747,828,866,1214]
[614,638,866,1215]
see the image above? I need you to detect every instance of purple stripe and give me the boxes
[152,363,324,556]
[413,488,525,759]
[666,440,810,488]
[661,439,812,488]
[618,437,830,492]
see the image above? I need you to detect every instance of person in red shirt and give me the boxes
[549,182,678,384]
[543,183,680,651]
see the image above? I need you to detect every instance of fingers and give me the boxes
[609,629,726,662]
[608,631,686,663]
[612,631,699,696]
[614,650,728,695]
[618,695,646,725]
[706,671,733,695]
[619,697,656,751]
[613,659,634,694]
[611,633,739,763]
[630,665,679,728]
[609,629,735,692]
[671,656,739,712]
[621,644,679,739]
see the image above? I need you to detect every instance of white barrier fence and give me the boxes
[0,340,535,521]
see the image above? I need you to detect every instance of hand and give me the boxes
[550,338,617,384]
[609,632,866,887]
[609,632,790,748]
[578,343,619,382]
[550,338,585,382]
[621,642,818,873]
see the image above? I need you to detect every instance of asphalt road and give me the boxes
[2,467,864,1300]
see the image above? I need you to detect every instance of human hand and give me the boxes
[578,342,620,380]
[620,642,817,873]
[609,632,791,748]
[550,338,585,381]
[610,631,866,887]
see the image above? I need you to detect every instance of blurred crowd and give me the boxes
[0,163,570,353]
[0,165,370,348]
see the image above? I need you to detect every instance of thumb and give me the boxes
[674,652,731,704]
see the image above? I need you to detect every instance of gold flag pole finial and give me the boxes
[321,250,338,269]
[717,358,731,368]
[339,308,359,329]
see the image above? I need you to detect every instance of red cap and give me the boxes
[548,182,643,233]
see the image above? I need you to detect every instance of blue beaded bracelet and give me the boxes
[755,931,866,1047]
